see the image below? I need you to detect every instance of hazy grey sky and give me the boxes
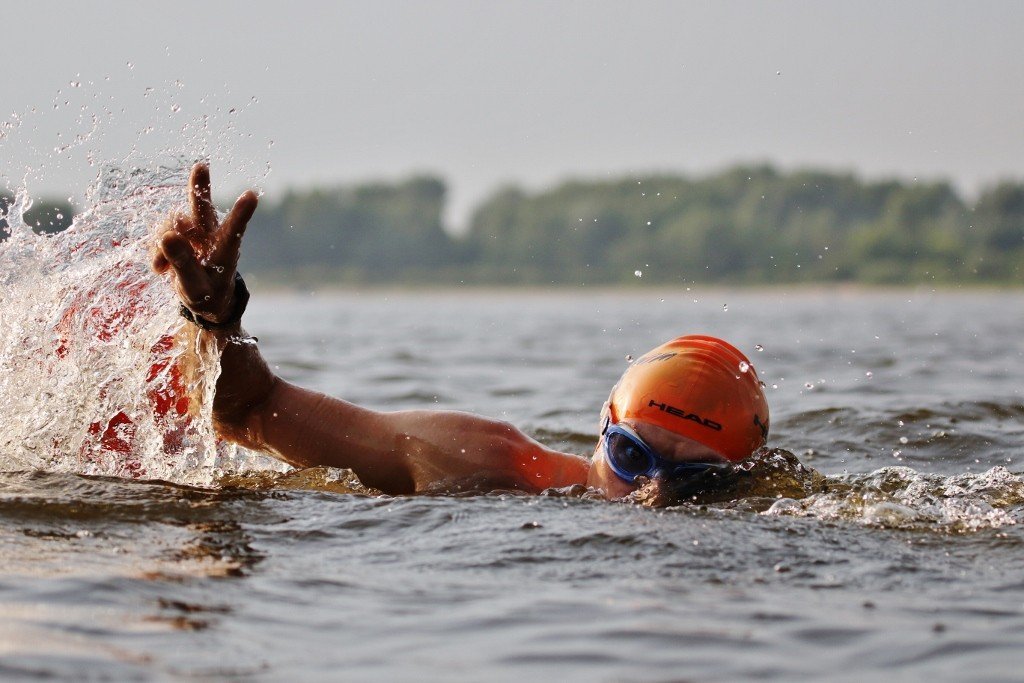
[2,1,1022,226]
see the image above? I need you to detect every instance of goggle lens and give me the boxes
[605,431,655,477]
[603,423,720,484]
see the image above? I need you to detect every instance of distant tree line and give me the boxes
[461,166,1023,285]
[3,165,1022,285]
[241,176,459,284]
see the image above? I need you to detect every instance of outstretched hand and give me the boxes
[153,163,258,326]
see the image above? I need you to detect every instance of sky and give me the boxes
[1,0,1022,228]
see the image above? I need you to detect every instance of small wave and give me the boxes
[385,390,455,404]
[896,401,1024,423]
[775,399,1022,469]
[217,466,381,496]
[530,427,597,455]
[616,448,1023,533]
[762,465,1024,532]
[210,448,1024,536]
[0,470,271,579]
[626,448,828,509]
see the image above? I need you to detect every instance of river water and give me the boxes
[1,287,1022,681]
[1,169,1023,680]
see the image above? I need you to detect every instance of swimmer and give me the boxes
[153,163,770,498]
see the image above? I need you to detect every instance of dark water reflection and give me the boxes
[2,289,1023,680]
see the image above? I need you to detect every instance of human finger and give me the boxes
[162,210,206,261]
[189,162,217,235]
[152,250,169,274]
[152,212,189,273]
[159,232,213,305]
[210,190,258,269]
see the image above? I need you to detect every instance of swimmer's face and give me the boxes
[587,419,729,500]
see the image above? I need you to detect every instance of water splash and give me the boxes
[635,448,828,508]
[624,448,1023,532]
[0,160,276,485]
[218,466,381,496]
[763,465,1024,532]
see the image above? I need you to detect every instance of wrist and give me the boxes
[180,273,250,330]
[211,336,278,444]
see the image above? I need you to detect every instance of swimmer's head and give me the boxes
[603,335,769,463]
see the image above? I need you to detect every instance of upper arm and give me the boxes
[240,379,589,495]
[387,411,588,493]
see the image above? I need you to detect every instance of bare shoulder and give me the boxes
[386,410,590,493]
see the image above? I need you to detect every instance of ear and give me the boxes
[599,401,611,434]
[606,400,620,425]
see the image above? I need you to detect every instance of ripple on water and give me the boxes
[762,465,1024,532]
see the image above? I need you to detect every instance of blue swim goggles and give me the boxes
[601,419,722,484]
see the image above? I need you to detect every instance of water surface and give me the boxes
[2,288,1023,681]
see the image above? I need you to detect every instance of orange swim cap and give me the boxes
[607,335,769,462]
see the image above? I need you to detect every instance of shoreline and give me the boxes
[243,278,1024,296]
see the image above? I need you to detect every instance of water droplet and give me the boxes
[754,344,764,352]
[804,382,813,389]
[899,437,909,444]
[865,371,873,378]
[203,295,211,301]
[213,265,224,273]
[634,270,642,278]
[722,304,728,312]
[170,104,181,113]
[739,361,749,373]
[625,354,634,363]
[531,455,538,461]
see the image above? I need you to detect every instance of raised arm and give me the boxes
[153,163,588,494]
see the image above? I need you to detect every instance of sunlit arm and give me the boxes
[207,327,589,495]
[153,162,589,495]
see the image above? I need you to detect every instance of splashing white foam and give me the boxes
[763,465,1024,532]
[0,161,277,485]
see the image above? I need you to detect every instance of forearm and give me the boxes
[230,366,582,494]
[252,379,417,493]
[190,328,586,496]
[250,383,543,494]
[190,324,413,492]
[206,326,279,448]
